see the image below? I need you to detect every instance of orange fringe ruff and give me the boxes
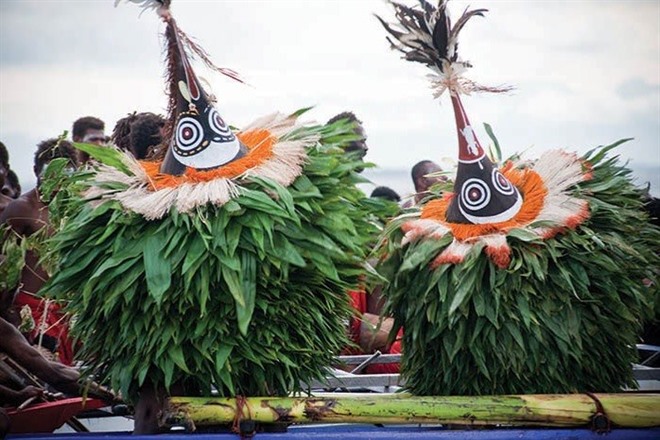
[540,203,591,240]
[431,251,465,268]
[421,163,548,241]
[139,129,275,191]
[484,244,512,269]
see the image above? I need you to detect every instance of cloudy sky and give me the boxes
[1,0,658,196]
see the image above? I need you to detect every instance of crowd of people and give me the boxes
[0,113,167,430]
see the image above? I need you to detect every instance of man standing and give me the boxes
[0,138,79,365]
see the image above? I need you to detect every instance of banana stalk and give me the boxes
[163,393,660,429]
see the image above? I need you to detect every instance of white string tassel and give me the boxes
[428,61,514,99]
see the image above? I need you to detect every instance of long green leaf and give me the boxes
[143,234,171,304]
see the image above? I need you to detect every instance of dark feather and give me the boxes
[418,0,435,17]
[376,0,487,72]
[374,14,407,42]
[431,4,449,61]
[177,28,245,84]
[162,20,179,156]
[450,7,488,45]
[405,50,436,65]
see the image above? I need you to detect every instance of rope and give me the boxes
[585,392,611,434]
[231,395,255,439]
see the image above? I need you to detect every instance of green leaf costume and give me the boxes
[42,0,379,402]
[44,118,377,400]
[378,141,659,395]
[375,0,659,396]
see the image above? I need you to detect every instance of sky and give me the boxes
[1,0,659,197]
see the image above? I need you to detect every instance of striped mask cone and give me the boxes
[445,94,522,224]
[160,18,247,175]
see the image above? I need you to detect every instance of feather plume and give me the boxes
[376,0,484,73]
[377,1,508,97]
[114,0,170,17]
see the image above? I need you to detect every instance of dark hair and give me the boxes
[644,197,660,227]
[0,141,8,169]
[33,138,78,177]
[112,112,165,160]
[327,111,362,126]
[411,160,436,182]
[371,186,400,202]
[72,116,105,140]
[111,112,138,153]
[6,169,21,197]
[129,113,165,160]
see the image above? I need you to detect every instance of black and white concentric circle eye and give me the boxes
[492,169,515,195]
[208,108,231,136]
[176,117,204,152]
[461,178,491,211]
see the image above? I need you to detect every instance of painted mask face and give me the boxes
[454,160,522,224]
[172,98,243,169]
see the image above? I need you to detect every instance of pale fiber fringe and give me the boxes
[427,61,513,99]
[528,150,589,237]
[432,239,472,267]
[238,113,314,187]
[402,219,449,246]
[83,149,147,203]
[398,150,589,266]
[84,113,314,220]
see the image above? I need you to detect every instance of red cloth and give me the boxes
[14,292,74,366]
[348,290,367,343]
[364,327,402,374]
[344,289,402,373]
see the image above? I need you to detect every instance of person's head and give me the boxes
[0,142,20,203]
[73,116,107,164]
[112,112,166,160]
[327,111,368,160]
[130,112,166,160]
[72,116,106,143]
[0,143,12,214]
[0,142,8,167]
[411,160,446,193]
[371,186,401,202]
[111,112,138,153]
[644,196,660,228]
[3,170,20,199]
[33,138,78,184]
